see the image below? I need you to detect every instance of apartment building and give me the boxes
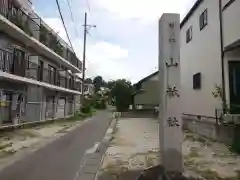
[180,0,240,121]
[0,0,83,126]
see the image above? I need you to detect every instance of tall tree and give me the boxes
[93,76,104,92]
[111,79,134,112]
[85,78,93,84]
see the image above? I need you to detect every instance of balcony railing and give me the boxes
[0,0,82,71]
[0,48,25,77]
[39,20,82,70]
[0,49,79,91]
[0,0,40,37]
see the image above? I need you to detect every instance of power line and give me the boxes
[66,0,74,23]
[85,0,91,13]
[66,0,79,37]
[55,0,75,53]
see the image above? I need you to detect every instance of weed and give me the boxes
[0,143,12,150]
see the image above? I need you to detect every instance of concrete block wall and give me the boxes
[183,117,234,145]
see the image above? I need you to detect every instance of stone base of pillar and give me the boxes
[136,165,198,180]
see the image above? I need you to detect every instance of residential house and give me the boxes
[180,0,240,121]
[133,71,159,110]
[0,0,83,126]
[83,83,94,96]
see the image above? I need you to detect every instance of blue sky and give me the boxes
[32,0,196,83]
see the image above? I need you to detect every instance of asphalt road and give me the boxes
[0,111,112,180]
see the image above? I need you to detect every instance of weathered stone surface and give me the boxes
[158,13,183,173]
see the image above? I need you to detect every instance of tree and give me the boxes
[85,78,93,84]
[106,81,115,90]
[111,79,134,112]
[93,76,104,92]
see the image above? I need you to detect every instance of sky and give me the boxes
[32,0,197,83]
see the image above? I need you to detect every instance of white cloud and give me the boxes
[72,38,129,80]
[93,0,197,21]
[36,0,198,82]
[88,41,128,61]
[43,17,68,43]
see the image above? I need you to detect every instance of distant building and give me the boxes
[83,83,94,96]
[133,71,159,110]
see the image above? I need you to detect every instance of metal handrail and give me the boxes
[0,0,82,70]
[0,0,40,37]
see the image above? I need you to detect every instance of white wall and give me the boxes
[180,0,222,117]
[222,0,240,48]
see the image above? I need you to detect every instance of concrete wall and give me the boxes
[183,117,234,145]
[180,0,222,117]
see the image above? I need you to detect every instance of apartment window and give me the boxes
[199,9,208,30]
[193,73,201,90]
[186,26,192,43]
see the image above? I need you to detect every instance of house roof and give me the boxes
[180,0,203,28]
[135,71,159,86]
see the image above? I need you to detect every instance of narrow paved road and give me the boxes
[0,111,112,180]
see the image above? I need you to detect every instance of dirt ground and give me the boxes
[96,118,240,180]
[183,131,240,179]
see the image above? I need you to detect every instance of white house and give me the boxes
[180,0,240,121]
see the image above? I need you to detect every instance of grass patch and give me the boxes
[0,149,17,158]
[0,143,12,150]
[189,150,201,158]
[67,111,93,121]
[185,133,213,147]
[18,130,40,138]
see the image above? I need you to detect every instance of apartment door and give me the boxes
[229,62,240,114]
[13,48,26,77]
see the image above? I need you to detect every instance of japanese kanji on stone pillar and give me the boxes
[158,13,183,173]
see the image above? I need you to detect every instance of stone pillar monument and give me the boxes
[158,13,183,173]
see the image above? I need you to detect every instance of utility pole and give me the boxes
[81,12,96,99]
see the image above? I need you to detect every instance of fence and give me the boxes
[0,0,82,70]
[0,0,40,38]
[0,92,76,127]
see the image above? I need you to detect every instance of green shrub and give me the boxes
[94,99,106,109]
[81,98,92,114]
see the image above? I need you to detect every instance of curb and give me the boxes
[93,114,119,180]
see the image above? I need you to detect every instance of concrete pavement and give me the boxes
[0,110,113,180]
